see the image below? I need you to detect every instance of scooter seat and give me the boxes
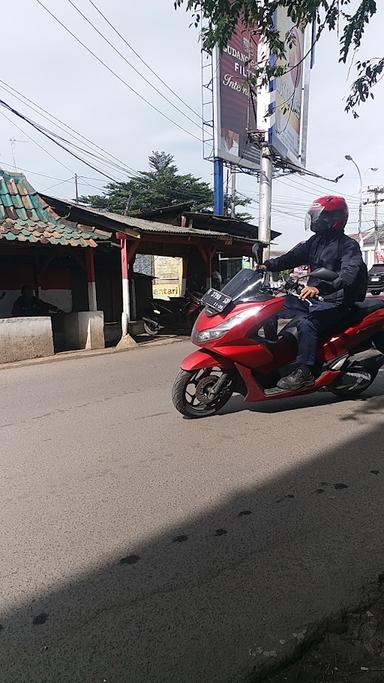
[349,298,384,324]
[354,298,384,312]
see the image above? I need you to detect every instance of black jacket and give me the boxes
[265,232,364,305]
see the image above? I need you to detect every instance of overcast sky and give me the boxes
[1,0,384,248]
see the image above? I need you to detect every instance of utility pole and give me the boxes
[258,143,273,260]
[74,173,79,202]
[345,155,363,248]
[213,158,224,216]
[9,138,27,171]
[124,192,133,216]
[364,185,384,263]
[230,167,236,219]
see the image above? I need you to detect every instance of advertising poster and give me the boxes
[269,8,308,166]
[213,21,260,170]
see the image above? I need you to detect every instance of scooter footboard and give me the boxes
[181,350,233,371]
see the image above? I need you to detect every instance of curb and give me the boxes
[0,335,188,372]
[245,578,381,682]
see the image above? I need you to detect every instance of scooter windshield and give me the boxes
[221,269,267,303]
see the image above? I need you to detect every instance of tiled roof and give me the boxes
[0,171,111,247]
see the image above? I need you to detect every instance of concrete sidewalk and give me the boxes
[0,333,187,372]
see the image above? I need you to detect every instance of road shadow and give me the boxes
[219,375,384,416]
[1,379,384,682]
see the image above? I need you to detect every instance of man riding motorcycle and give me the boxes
[260,195,366,391]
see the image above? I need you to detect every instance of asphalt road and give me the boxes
[0,342,383,683]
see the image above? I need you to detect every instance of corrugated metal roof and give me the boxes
[0,171,111,247]
[42,197,259,245]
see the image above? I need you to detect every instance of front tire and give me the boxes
[172,368,234,418]
[329,368,378,398]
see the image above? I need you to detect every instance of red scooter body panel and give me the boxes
[181,349,233,371]
[322,309,384,361]
[180,285,384,406]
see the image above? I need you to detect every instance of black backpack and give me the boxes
[338,239,368,302]
[354,262,368,302]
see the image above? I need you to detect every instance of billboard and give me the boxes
[213,21,260,171]
[268,8,309,166]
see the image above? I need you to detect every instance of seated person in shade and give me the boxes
[12,285,62,317]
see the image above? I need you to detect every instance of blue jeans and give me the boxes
[280,296,350,368]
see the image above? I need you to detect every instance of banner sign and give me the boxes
[213,21,260,171]
[268,8,309,166]
[153,256,183,298]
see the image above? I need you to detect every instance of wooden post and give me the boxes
[197,245,217,291]
[182,255,188,296]
[86,248,97,311]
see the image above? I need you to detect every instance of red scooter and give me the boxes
[172,268,384,418]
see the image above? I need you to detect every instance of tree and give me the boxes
[174,0,381,117]
[80,152,212,213]
[80,151,253,220]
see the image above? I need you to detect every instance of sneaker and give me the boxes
[276,365,315,391]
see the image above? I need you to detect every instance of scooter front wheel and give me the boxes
[172,368,234,418]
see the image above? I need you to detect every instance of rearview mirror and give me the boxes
[310,267,338,281]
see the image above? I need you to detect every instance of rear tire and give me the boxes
[329,368,378,398]
[172,368,234,418]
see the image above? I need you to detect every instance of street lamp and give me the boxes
[345,154,363,247]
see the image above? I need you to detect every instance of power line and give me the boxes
[276,174,360,202]
[41,177,74,192]
[34,0,203,143]
[0,85,133,178]
[87,0,201,119]
[0,109,74,174]
[0,99,121,182]
[0,160,69,182]
[0,79,141,179]
[66,0,201,130]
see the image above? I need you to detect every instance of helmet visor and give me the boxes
[305,206,329,232]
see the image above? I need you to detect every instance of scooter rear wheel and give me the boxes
[329,367,378,398]
[172,368,233,418]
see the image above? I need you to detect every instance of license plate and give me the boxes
[371,277,380,282]
[202,288,232,313]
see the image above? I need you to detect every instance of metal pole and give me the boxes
[258,144,273,260]
[214,158,224,216]
[75,173,79,202]
[230,167,236,219]
[353,161,363,248]
[345,156,363,248]
[374,188,379,262]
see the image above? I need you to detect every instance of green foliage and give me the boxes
[80,151,253,220]
[80,151,213,213]
[174,0,380,116]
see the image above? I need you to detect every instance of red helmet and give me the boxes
[305,196,349,234]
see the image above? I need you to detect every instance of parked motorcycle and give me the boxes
[143,292,204,336]
[172,267,384,418]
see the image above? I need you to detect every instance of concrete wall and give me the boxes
[0,317,54,364]
[0,289,72,318]
[63,312,105,350]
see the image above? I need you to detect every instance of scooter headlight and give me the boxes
[192,308,261,344]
